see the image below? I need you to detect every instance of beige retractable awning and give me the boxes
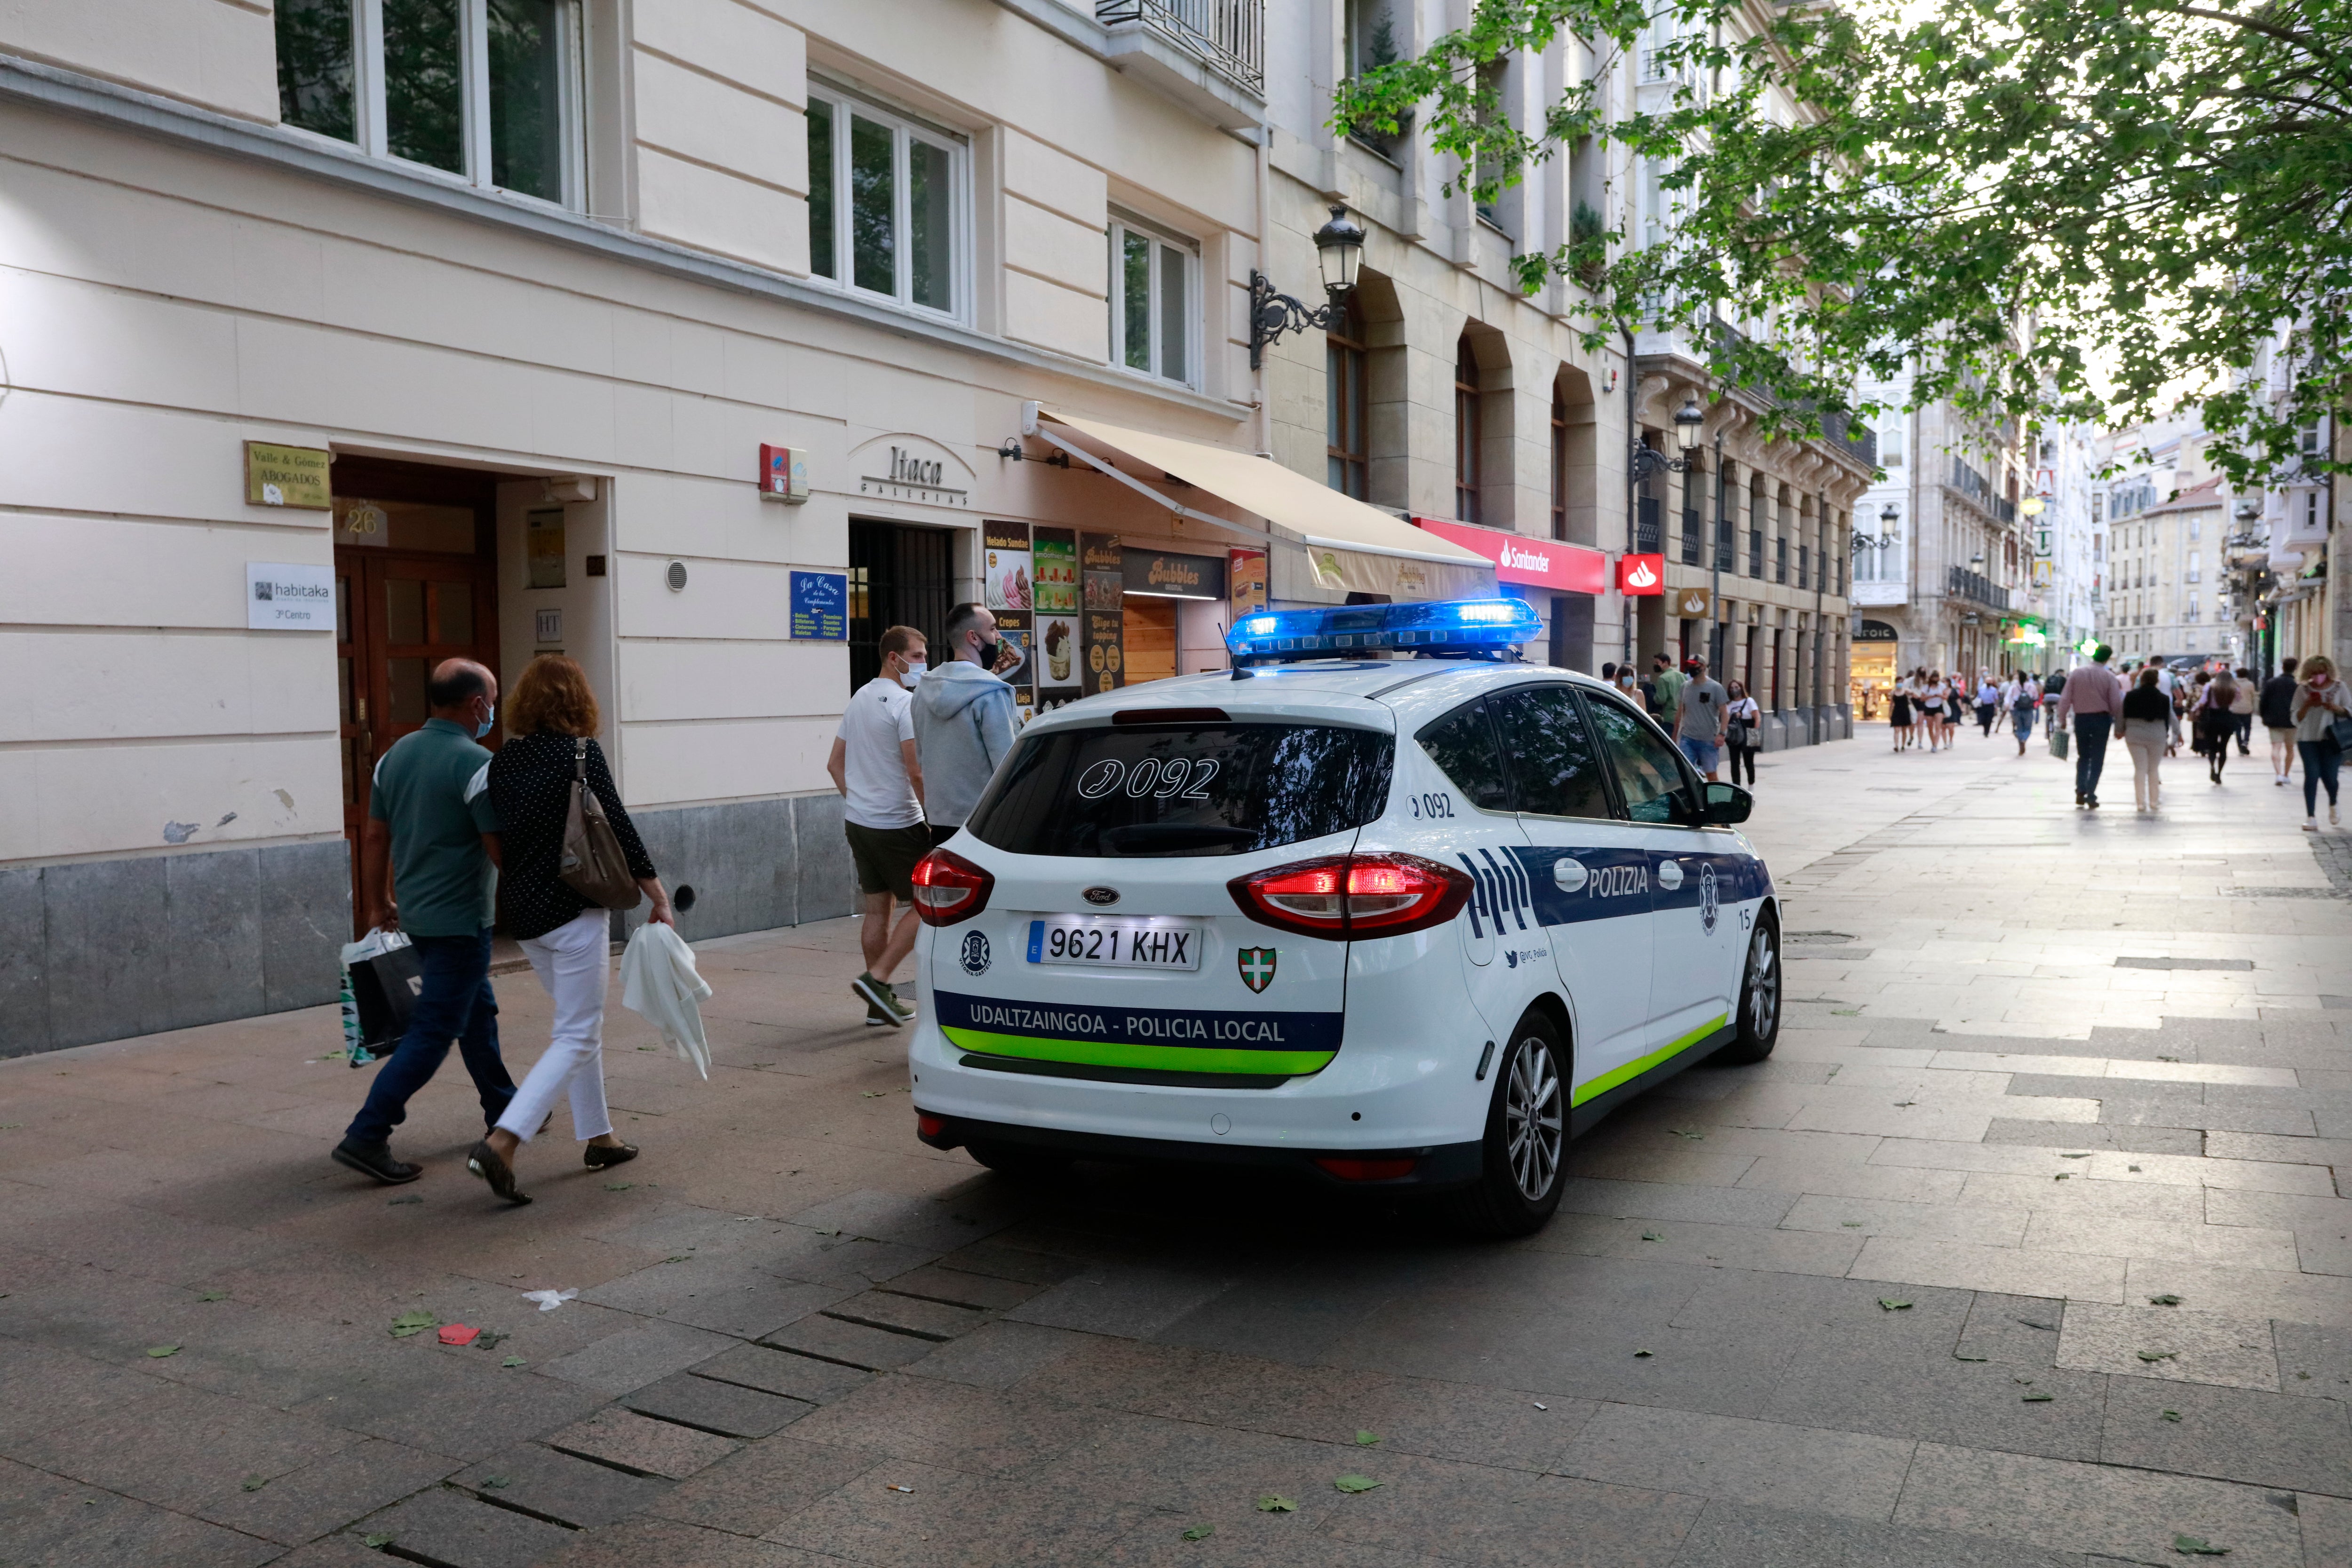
[1037,409,1494,597]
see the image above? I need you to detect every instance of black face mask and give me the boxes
[974,636,1002,667]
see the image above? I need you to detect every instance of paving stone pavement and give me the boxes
[3,723,2350,1567]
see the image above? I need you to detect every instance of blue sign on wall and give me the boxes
[789,570,848,641]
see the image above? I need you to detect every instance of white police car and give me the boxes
[906,598,1780,1234]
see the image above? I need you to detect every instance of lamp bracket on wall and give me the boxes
[995,439,1070,468]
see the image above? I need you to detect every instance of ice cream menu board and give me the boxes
[984,523,1032,613]
[1030,528,1078,613]
[1081,533,1123,695]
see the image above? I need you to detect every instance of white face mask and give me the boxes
[898,659,927,689]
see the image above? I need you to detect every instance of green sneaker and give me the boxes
[851,972,913,1027]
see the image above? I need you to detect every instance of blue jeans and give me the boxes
[1680,737,1722,774]
[345,926,514,1147]
[2301,740,2342,817]
[2074,714,2113,800]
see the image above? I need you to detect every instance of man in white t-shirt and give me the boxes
[826,626,928,1026]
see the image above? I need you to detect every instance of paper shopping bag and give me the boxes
[339,929,422,1067]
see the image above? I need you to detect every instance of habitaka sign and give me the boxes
[1411,516,1606,595]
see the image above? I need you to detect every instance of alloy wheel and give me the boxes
[1746,925,1780,1040]
[1504,1036,1564,1201]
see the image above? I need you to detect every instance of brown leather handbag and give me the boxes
[558,738,644,910]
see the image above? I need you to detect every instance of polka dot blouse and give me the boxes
[486,732,657,939]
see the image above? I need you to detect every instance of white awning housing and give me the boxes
[1035,408,1495,597]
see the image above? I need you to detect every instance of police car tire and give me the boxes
[965,1139,1074,1179]
[1446,1012,1568,1239]
[1715,914,1782,1066]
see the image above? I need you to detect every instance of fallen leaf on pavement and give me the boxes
[2148,1294,2183,1305]
[1955,1354,1989,1362]
[481,1476,509,1489]
[2130,1164,2143,1172]
[604,1182,634,1191]
[1633,1349,1654,1358]
[1668,1129,1704,1140]
[389,1311,437,1338]
[1256,1495,1297,1512]
[2053,1174,2072,1181]
[2060,1152,2091,1158]
[475,1331,506,1350]
[1878,1299,1913,1311]
[363,1535,394,1548]
[1334,1475,1382,1493]
[1355,1430,1380,1446]
[2172,1534,2228,1555]
[1181,1525,1214,1541]
[2161,1409,2182,1422]
[1842,1221,1864,1228]
[1641,1231,1663,1242]
[198,1289,230,1302]
[501,1356,528,1368]
[2138,1350,2179,1362]
[146,1345,180,1358]
[240,1475,268,1492]
[1893,1100,1916,1107]
[2022,1392,2054,1402]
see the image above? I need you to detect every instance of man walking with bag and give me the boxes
[2057,645,2125,810]
[334,660,516,1185]
[828,626,930,1028]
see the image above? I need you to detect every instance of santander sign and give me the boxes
[1412,515,1607,595]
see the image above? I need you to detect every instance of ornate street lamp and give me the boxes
[1856,500,1901,552]
[1630,395,1708,480]
[1248,206,1367,368]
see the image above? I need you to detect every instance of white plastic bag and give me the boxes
[619,923,713,1079]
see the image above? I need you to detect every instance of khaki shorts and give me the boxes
[844,821,932,902]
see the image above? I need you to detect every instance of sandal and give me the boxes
[465,1140,532,1205]
[584,1140,639,1170]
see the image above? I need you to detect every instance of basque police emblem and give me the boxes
[1700,863,1720,934]
[959,931,991,976]
[1238,947,1276,993]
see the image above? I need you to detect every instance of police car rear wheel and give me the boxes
[1447,1013,1567,1237]
[1715,915,1781,1066]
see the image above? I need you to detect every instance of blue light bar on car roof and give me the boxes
[1224,597,1543,665]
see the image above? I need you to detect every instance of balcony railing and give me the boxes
[1097,0,1263,93]
[1947,565,2012,611]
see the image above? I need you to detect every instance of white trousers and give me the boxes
[496,908,614,1142]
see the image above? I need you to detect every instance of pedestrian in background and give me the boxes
[2231,668,2258,756]
[2192,669,2241,786]
[1919,670,1948,751]
[2294,655,2348,831]
[468,655,671,1205]
[2122,666,2171,813]
[1725,680,1761,786]
[1674,657,1729,781]
[1650,653,1685,726]
[2263,656,2301,786]
[2058,645,2124,809]
[831,625,931,1027]
[2006,672,2039,756]
[335,659,516,1186]
[1975,669,2000,737]
[1888,672,1913,750]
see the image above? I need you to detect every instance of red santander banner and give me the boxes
[1617,553,1665,596]
[1411,516,1607,595]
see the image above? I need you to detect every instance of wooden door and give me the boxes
[336,549,501,925]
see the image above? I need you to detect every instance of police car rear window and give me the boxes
[965,722,1394,858]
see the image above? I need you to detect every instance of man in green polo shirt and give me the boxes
[334,659,518,1185]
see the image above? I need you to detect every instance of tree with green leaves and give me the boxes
[1333,0,2350,486]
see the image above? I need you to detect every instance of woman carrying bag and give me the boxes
[2122,667,2172,812]
[2294,655,2351,831]
[1725,681,1762,786]
[2191,669,2241,786]
[469,656,673,1204]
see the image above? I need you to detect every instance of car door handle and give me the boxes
[1552,857,1588,892]
[1656,859,1685,891]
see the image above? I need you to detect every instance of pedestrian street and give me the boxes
[2,727,2349,1568]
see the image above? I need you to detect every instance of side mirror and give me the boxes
[1703,781,1753,825]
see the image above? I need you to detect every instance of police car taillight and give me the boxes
[1229,853,1471,939]
[911,850,993,926]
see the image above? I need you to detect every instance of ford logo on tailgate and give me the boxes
[1081,886,1120,906]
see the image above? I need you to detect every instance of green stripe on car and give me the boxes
[941,1027,1336,1076]
[1570,1014,1730,1106]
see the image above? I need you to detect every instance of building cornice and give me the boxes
[0,53,1248,426]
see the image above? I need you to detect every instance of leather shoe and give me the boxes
[584,1140,639,1170]
[332,1139,421,1186]
[466,1140,532,1205]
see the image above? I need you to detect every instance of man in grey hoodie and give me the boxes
[912,602,1020,843]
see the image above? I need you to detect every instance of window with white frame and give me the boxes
[274,0,584,207]
[1108,215,1197,388]
[805,86,967,318]
[1879,417,1904,467]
